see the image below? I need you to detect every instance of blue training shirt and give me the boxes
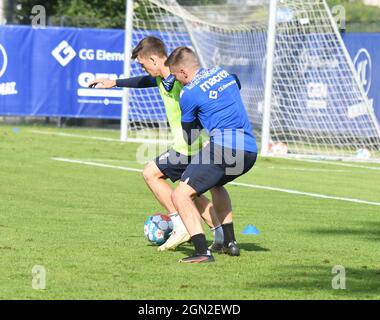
[180,67,257,153]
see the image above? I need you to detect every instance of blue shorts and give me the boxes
[154,149,191,182]
[180,142,257,196]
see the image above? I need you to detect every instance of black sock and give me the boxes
[191,233,209,255]
[222,223,236,246]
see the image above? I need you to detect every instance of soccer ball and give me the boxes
[144,214,173,245]
[269,141,288,155]
[356,148,371,160]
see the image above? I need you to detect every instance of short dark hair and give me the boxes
[131,36,168,59]
[164,47,200,68]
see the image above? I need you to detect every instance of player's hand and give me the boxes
[88,78,116,89]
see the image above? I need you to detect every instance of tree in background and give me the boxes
[5,0,380,31]
[328,0,380,31]
[53,0,125,28]
[8,0,58,24]
[9,0,125,27]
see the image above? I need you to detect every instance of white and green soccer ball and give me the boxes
[144,214,173,245]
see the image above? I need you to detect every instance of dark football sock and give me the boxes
[191,233,209,255]
[222,223,236,246]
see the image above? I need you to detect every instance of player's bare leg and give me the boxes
[172,182,214,263]
[210,186,240,256]
[210,186,233,224]
[194,195,224,249]
[172,185,204,236]
[194,195,219,226]
[143,161,177,213]
[143,161,223,251]
[143,161,191,251]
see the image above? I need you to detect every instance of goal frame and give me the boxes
[120,0,380,161]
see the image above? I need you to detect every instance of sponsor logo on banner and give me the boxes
[307,82,328,99]
[78,49,124,62]
[299,49,339,75]
[307,100,327,109]
[307,82,328,109]
[0,43,18,96]
[77,72,123,105]
[347,100,372,119]
[52,40,125,66]
[353,48,372,95]
[0,44,7,78]
[52,40,125,105]
[212,48,251,67]
[52,40,77,67]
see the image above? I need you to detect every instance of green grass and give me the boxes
[1,124,380,300]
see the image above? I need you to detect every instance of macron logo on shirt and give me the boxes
[199,69,229,92]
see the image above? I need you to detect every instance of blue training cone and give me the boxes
[12,127,20,133]
[241,225,260,235]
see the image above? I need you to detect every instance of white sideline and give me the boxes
[52,157,143,173]
[229,181,380,207]
[32,130,380,171]
[278,157,380,171]
[31,130,121,142]
[30,130,172,144]
[265,166,380,174]
[267,166,349,173]
[52,157,380,207]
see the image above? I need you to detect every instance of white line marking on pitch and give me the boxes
[31,130,121,142]
[74,159,379,174]
[32,130,380,172]
[52,157,380,207]
[265,166,380,174]
[52,157,143,173]
[229,182,380,207]
[76,159,137,163]
[30,130,172,145]
[279,157,380,171]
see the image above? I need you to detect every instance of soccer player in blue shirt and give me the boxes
[88,37,225,252]
[165,47,258,263]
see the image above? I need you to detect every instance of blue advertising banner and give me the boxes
[0,25,379,124]
[0,25,126,118]
[342,32,380,123]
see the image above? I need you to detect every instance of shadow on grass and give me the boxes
[252,264,380,298]
[173,241,270,255]
[304,221,380,242]
[239,242,270,252]
[174,245,197,255]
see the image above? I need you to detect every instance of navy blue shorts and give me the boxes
[180,142,257,196]
[154,149,191,182]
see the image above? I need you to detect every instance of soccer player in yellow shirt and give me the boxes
[89,37,226,253]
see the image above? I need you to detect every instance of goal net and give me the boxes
[124,0,380,161]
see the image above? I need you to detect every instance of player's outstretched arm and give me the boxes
[88,78,117,89]
[88,76,157,89]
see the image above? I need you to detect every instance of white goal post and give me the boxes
[121,0,380,161]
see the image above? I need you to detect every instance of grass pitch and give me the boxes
[1,124,380,300]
